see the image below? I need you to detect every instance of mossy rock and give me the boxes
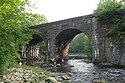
[62,80,70,83]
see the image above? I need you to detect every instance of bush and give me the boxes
[94,0,125,41]
[0,0,47,74]
[94,0,123,20]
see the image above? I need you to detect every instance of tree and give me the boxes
[0,0,47,73]
[29,14,47,25]
[94,0,125,41]
[69,33,92,59]
[83,35,92,59]
[69,33,85,53]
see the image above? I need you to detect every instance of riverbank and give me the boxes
[0,66,71,83]
[1,59,125,83]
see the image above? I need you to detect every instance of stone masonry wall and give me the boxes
[31,14,125,66]
[106,37,125,66]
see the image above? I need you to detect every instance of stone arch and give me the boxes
[31,15,106,63]
[54,28,95,60]
[55,28,82,45]
[29,34,43,45]
[22,34,47,65]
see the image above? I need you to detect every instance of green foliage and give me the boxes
[94,0,125,41]
[83,35,93,59]
[0,0,47,74]
[40,41,46,52]
[29,14,48,25]
[94,0,123,20]
[69,33,85,53]
[39,41,46,60]
[69,33,92,59]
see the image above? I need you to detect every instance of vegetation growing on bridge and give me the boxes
[94,0,125,41]
[0,0,47,74]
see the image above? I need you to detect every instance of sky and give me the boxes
[31,0,100,22]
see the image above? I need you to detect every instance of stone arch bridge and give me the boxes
[23,14,125,65]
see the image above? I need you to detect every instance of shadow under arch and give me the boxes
[21,34,47,65]
[55,28,82,46]
[54,28,93,60]
[28,34,43,45]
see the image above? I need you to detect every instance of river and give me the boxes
[47,59,125,83]
[68,59,125,83]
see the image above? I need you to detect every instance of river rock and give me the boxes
[3,75,7,80]
[98,62,113,66]
[93,72,96,74]
[39,72,45,75]
[19,80,24,83]
[46,77,58,83]
[16,77,22,81]
[42,63,48,66]
[61,76,67,80]
[68,73,73,76]
[18,68,24,73]
[121,72,125,75]
[61,75,70,80]
[93,78,106,83]
[11,76,16,81]
[57,64,61,67]
[5,79,11,83]
[39,75,46,78]
[35,73,39,76]
[31,74,35,78]
[69,65,74,67]
[10,81,19,83]
[56,76,63,81]
[40,80,46,83]
[8,68,16,72]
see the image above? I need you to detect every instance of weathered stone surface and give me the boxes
[28,13,125,66]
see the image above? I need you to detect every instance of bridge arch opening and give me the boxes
[54,28,93,60]
[69,33,93,60]
[21,34,47,65]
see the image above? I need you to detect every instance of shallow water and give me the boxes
[49,59,125,83]
[71,59,125,83]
